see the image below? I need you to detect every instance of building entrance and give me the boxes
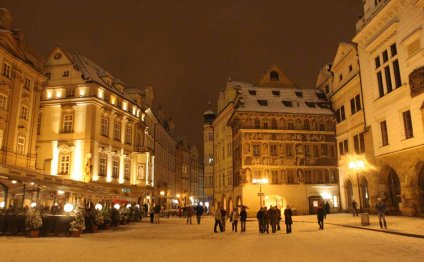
[387,169,401,213]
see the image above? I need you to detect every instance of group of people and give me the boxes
[213,206,248,233]
[184,204,205,225]
[351,198,388,229]
[256,205,293,234]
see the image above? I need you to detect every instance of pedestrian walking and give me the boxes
[263,207,270,234]
[214,207,223,233]
[317,204,326,230]
[324,201,331,214]
[375,198,387,229]
[256,207,264,233]
[275,206,281,231]
[154,204,161,224]
[231,208,239,232]
[186,205,194,224]
[284,205,293,234]
[195,204,203,224]
[149,207,154,224]
[240,206,247,232]
[221,207,227,231]
[269,206,278,233]
[352,199,359,216]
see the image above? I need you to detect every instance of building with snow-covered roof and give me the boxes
[207,65,339,216]
[37,46,153,203]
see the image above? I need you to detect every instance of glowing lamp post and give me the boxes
[252,178,269,208]
[349,160,366,213]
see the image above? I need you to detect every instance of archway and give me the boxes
[227,197,233,212]
[419,167,424,213]
[360,176,370,208]
[345,180,353,208]
[387,169,401,212]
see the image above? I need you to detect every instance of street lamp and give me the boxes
[349,160,365,213]
[252,178,269,207]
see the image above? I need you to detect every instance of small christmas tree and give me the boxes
[69,204,86,232]
[25,209,43,231]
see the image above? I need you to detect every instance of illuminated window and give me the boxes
[114,121,121,141]
[24,78,31,91]
[253,145,260,156]
[137,165,144,180]
[101,117,109,136]
[124,161,130,180]
[0,94,7,110]
[99,156,107,176]
[17,136,25,155]
[112,158,119,178]
[20,105,29,120]
[62,114,73,133]
[125,126,132,144]
[59,154,71,174]
[2,62,11,78]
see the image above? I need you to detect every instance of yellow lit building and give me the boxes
[316,43,376,213]
[352,0,424,215]
[0,9,46,207]
[37,46,152,201]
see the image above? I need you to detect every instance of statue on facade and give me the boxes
[409,66,424,97]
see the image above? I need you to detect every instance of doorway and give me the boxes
[387,169,401,213]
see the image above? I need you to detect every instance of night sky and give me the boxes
[3,0,363,154]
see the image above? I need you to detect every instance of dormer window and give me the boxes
[63,71,70,77]
[248,90,256,95]
[305,102,316,108]
[257,100,268,106]
[295,91,303,98]
[316,92,327,100]
[270,71,279,81]
[282,101,293,107]
[272,90,280,96]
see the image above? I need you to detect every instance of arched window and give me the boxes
[360,177,370,208]
[346,180,353,208]
[271,118,277,129]
[254,118,260,129]
[270,71,279,81]
[311,119,317,130]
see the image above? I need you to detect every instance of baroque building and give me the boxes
[208,66,339,216]
[37,46,151,202]
[352,0,424,215]
[0,9,46,208]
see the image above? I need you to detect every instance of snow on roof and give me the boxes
[235,82,333,115]
[71,52,125,95]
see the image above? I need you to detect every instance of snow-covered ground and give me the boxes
[1,216,423,262]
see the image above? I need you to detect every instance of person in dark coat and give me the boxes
[375,198,387,229]
[240,206,247,232]
[317,204,326,230]
[195,204,203,224]
[220,207,227,231]
[186,205,194,225]
[256,208,265,233]
[149,206,154,224]
[275,206,281,231]
[352,199,358,216]
[324,201,331,214]
[284,205,293,234]
[263,206,270,234]
[268,206,278,233]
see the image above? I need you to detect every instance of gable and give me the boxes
[332,42,356,69]
[254,65,297,88]
[44,46,73,67]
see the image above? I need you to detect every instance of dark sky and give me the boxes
[3,0,363,153]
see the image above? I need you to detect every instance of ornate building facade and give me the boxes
[202,108,216,209]
[207,66,339,216]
